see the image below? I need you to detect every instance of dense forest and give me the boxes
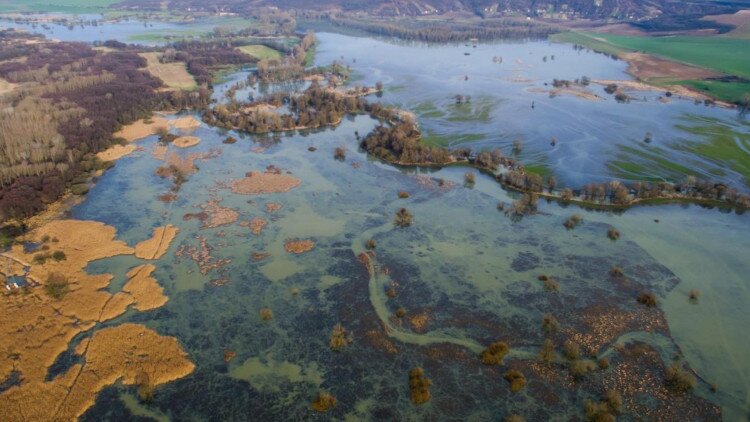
[0,30,255,222]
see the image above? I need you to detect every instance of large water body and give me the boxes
[2,16,749,419]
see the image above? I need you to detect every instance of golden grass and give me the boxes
[284,239,315,254]
[0,77,17,96]
[173,136,200,148]
[0,220,192,420]
[138,52,197,91]
[96,144,138,161]
[237,44,282,60]
[230,171,301,195]
[134,224,179,260]
[114,116,168,142]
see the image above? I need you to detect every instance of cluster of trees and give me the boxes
[255,32,316,83]
[0,30,220,222]
[167,40,256,86]
[322,16,556,42]
[204,84,367,133]
[361,121,451,165]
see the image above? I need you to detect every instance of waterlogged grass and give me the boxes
[413,101,445,119]
[607,145,699,182]
[550,32,627,57]
[446,97,497,123]
[525,164,553,179]
[676,118,750,187]
[422,132,485,147]
[676,79,750,104]
[238,44,282,61]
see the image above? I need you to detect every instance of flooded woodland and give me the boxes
[1,13,749,421]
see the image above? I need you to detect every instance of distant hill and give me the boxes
[115,0,750,23]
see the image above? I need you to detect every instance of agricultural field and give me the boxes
[237,44,283,60]
[138,52,197,90]
[551,31,750,103]
[0,0,118,13]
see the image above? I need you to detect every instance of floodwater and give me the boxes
[3,16,750,420]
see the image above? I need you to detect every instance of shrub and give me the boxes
[365,239,377,250]
[32,253,48,265]
[464,171,476,185]
[308,146,317,152]
[504,369,527,392]
[41,235,50,243]
[51,251,67,261]
[542,313,560,333]
[598,357,610,369]
[386,286,397,298]
[665,363,696,392]
[609,266,624,277]
[481,341,509,365]
[409,367,432,405]
[395,307,406,318]
[637,292,658,307]
[260,308,273,320]
[563,214,583,230]
[223,136,238,144]
[563,340,581,360]
[398,191,410,199]
[334,147,346,160]
[607,228,620,240]
[329,324,352,351]
[505,416,526,422]
[44,272,70,300]
[394,208,413,228]
[311,392,337,412]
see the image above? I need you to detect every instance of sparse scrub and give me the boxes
[570,359,596,379]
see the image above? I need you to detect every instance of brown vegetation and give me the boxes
[311,392,337,412]
[329,324,352,351]
[409,367,432,405]
[480,341,509,365]
[394,208,413,228]
[284,239,316,254]
[504,370,527,393]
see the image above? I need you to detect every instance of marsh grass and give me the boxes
[542,313,560,333]
[540,339,555,363]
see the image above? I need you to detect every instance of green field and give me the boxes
[237,44,282,61]
[551,31,750,104]
[0,0,118,13]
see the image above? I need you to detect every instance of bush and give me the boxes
[688,289,700,302]
[70,183,89,196]
[52,250,67,261]
[395,307,406,318]
[637,292,658,307]
[570,359,596,379]
[665,363,696,392]
[481,341,509,365]
[365,239,377,250]
[607,228,620,240]
[464,171,476,185]
[44,272,70,300]
[504,369,527,392]
[394,208,413,228]
[398,191,410,199]
[598,357,610,369]
[334,147,346,160]
[563,214,583,230]
[609,266,624,277]
[32,253,49,265]
[223,136,238,144]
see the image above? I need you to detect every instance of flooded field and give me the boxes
[2,16,749,420]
